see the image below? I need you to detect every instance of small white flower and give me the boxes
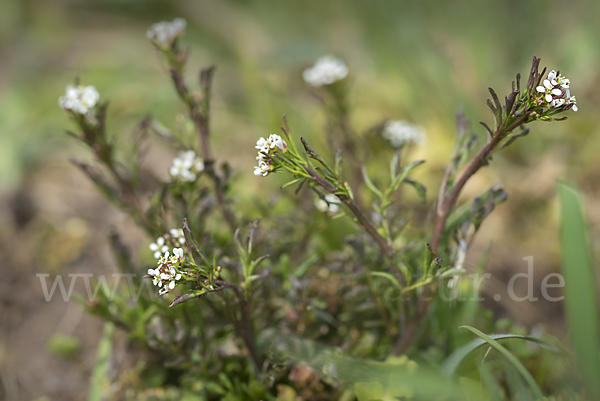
[253,135,287,177]
[536,70,577,111]
[170,228,186,244]
[382,120,427,148]
[325,194,341,203]
[315,194,341,215]
[315,199,329,213]
[169,150,204,183]
[254,162,270,177]
[303,55,349,87]
[146,18,187,49]
[173,248,184,259]
[59,85,100,115]
[149,237,169,259]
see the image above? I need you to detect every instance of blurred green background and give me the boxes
[1,0,599,399]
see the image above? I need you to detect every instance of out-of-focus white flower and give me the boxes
[382,120,426,148]
[253,134,287,177]
[149,236,169,259]
[303,55,348,87]
[535,70,577,111]
[325,194,340,204]
[146,18,187,49]
[315,194,341,215]
[169,228,186,244]
[315,199,329,213]
[59,85,99,115]
[170,150,204,183]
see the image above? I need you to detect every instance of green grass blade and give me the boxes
[459,326,544,400]
[87,321,114,401]
[443,333,558,376]
[557,181,600,398]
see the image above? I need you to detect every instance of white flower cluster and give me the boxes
[315,194,341,214]
[148,248,185,295]
[303,55,349,87]
[59,85,100,115]
[146,18,187,49]
[382,120,427,148]
[170,150,204,182]
[254,134,287,177]
[149,228,186,259]
[535,70,577,111]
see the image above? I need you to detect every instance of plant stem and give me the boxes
[302,164,395,259]
[215,280,262,368]
[169,67,237,232]
[395,114,528,355]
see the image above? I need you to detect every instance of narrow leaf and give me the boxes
[558,182,600,399]
[370,272,402,290]
[443,333,558,376]
[459,326,545,400]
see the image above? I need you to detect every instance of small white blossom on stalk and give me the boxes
[170,150,204,183]
[382,120,427,148]
[315,194,341,214]
[146,18,187,49]
[535,70,577,111]
[147,250,184,295]
[303,55,349,87]
[59,85,100,115]
[169,228,186,245]
[149,236,169,259]
[253,134,287,177]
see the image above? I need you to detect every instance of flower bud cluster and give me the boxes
[302,55,348,87]
[315,194,341,214]
[146,18,187,49]
[382,120,427,148]
[149,228,186,259]
[170,150,204,182]
[254,134,287,177]
[148,248,185,295]
[535,70,577,111]
[59,85,100,116]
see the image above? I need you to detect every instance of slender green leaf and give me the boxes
[459,326,544,400]
[557,182,600,399]
[362,166,383,199]
[443,333,558,376]
[87,322,114,401]
[369,272,402,290]
[384,160,425,199]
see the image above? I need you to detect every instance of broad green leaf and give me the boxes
[459,326,544,400]
[557,182,600,399]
